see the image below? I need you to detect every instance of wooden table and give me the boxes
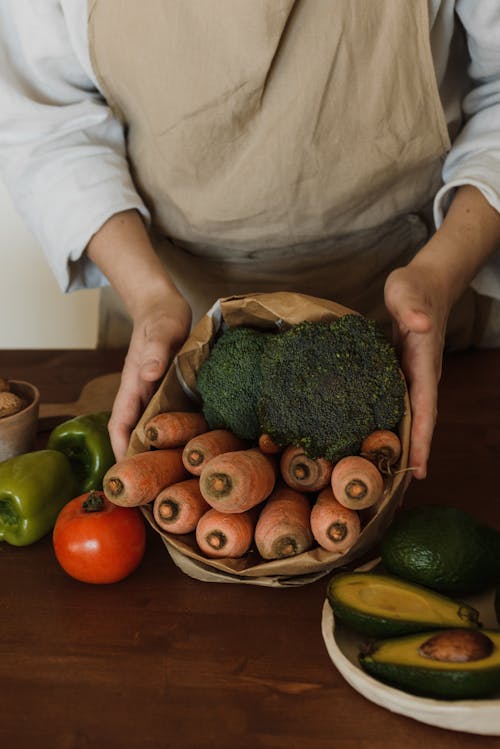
[1,348,499,749]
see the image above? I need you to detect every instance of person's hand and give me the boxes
[384,263,449,480]
[84,209,194,461]
[384,187,500,479]
[108,291,192,461]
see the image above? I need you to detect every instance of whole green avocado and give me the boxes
[381,505,500,596]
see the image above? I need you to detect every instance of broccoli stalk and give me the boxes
[257,315,406,462]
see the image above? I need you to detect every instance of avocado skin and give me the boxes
[327,572,480,638]
[360,630,500,700]
[381,505,500,596]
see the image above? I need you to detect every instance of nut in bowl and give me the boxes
[0,379,40,462]
[128,291,411,587]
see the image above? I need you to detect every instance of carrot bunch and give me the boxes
[103,410,402,562]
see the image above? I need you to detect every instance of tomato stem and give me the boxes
[82,491,105,513]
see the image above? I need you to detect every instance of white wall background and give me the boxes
[0,178,99,349]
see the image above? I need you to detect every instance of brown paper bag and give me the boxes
[129,291,411,586]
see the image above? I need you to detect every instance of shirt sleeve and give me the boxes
[433,0,500,299]
[0,0,150,293]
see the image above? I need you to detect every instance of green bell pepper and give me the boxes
[47,411,115,493]
[0,449,77,546]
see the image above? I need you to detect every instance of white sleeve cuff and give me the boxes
[433,178,500,300]
[433,176,500,228]
[65,201,151,293]
[4,144,151,294]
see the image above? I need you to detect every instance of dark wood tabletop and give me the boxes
[1,347,499,749]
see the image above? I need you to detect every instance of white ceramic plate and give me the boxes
[321,565,500,735]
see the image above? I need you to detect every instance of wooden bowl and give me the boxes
[0,380,40,462]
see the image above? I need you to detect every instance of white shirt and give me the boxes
[0,0,500,298]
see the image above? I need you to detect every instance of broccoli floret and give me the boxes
[257,315,406,462]
[196,326,272,440]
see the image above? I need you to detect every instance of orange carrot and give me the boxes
[254,484,313,560]
[153,478,210,534]
[182,429,247,476]
[258,433,282,455]
[280,445,334,492]
[310,487,361,552]
[360,429,402,474]
[331,455,384,510]
[195,508,256,558]
[199,448,277,513]
[103,448,187,507]
[142,410,208,448]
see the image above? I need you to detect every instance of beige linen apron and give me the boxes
[87,0,488,346]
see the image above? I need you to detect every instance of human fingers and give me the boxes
[384,267,445,479]
[401,332,439,479]
[108,370,156,461]
[108,304,192,460]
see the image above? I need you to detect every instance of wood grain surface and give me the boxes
[1,347,499,749]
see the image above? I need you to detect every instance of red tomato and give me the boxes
[53,490,146,584]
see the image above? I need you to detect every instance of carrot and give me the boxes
[103,448,187,507]
[280,445,333,492]
[195,508,256,558]
[142,410,208,448]
[199,448,277,513]
[360,429,402,474]
[153,478,210,534]
[182,429,247,476]
[258,433,282,455]
[331,455,384,510]
[310,487,361,552]
[254,485,313,560]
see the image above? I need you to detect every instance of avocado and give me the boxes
[326,571,480,638]
[380,505,500,596]
[359,628,500,700]
[496,585,500,626]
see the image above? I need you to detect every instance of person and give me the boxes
[1,1,499,479]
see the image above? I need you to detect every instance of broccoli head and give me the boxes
[196,325,272,440]
[257,314,406,462]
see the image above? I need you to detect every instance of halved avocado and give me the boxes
[359,629,500,700]
[327,572,480,638]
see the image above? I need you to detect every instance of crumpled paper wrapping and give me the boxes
[129,291,411,587]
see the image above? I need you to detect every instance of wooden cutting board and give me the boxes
[38,372,121,431]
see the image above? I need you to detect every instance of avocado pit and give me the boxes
[418,629,494,663]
